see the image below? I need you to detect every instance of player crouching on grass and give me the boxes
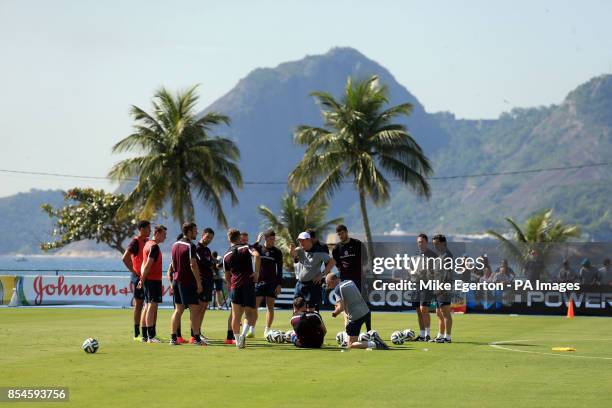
[327,274,389,350]
[223,228,260,349]
[140,225,167,343]
[289,296,327,348]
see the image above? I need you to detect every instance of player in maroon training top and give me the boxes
[193,227,215,343]
[121,220,150,340]
[140,224,167,343]
[252,229,283,337]
[223,228,260,348]
[168,222,204,346]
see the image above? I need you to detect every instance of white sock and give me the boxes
[367,341,376,348]
[436,332,442,339]
[445,333,451,340]
[241,324,249,337]
[425,328,430,337]
[419,330,425,337]
[234,333,240,341]
[248,325,255,334]
[264,327,270,334]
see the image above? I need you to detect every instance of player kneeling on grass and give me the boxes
[327,274,388,350]
[223,228,260,349]
[289,297,326,348]
[141,225,167,343]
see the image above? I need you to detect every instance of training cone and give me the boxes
[566,299,575,318]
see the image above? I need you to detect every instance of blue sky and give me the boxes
[1,0,611,197]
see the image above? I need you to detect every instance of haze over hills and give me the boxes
[2,48,610,254]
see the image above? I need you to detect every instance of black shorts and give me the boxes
[415,289,434,307]
[198,280,214,303]
[346,312,371,337]
[214,279,224,292]
[294,281,323,308]
[255,281,278,299]
[175,282,199,306]
[144,280,163,303]
[435,291,452,307]
[230,284,256,308]
[131,273,145,301]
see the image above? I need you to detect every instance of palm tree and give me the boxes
[288,75,432,256]
[108,85,242,226]
[486,209,581,266]
[258,191,343,271]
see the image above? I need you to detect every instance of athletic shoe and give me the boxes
[413,336,427,342]
[370,330,389,350]
[169,339,180,346]
[133,336,141,342]
[147,337,162,343]
[188,336,196,344]
[194,339,207,346]
[434,337,446,343]
[246,327,255,338]
[140,337,148,343]
[424,335,431,342]
[444,338,452,343]
[223,339,236,345]
[177,336,187,344]
[236,334,246,349]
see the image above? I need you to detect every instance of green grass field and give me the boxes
[1,308,611,407]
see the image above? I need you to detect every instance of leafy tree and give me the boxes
[41,188,138,253]
[486,209,581,266]
[289,75,432,256]
[258,192,343,271]
[108,85,242,226]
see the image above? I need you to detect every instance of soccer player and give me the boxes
[327,274,388,349]
[169,222,205,346]
[289,296,326,348]
[431,234,453,343]
[140,225,167,343]
[412,233,438,342]
[332,224,367,292]
[122,220,150,341]
[240,231,250,246]
[211,251,227,309]
[252,229,283,337]
[290,231,336,312]
[193,227,215,343]
[224,228,260,348]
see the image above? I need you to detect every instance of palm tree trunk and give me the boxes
[358,188,375,259]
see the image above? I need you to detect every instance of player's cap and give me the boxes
[297,231,311,240]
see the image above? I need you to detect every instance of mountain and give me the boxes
[0,189,64,254]
[196,47,451,233]
[1,49,611,255]
[359,75,612,240]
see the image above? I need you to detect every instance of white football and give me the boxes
[390,331,405,345]
[82,337,99,353]
[266,330,284,343]
[358,332,371,342]
[336,331,348,347]
[402,329,415,340]
[284,330,295,343]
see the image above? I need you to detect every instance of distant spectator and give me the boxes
[598,259,611,287]
[494,259,515,281]
[493,259,514,284]
[523,249,545,283]
[558,260,578,283]
[579,258,600,285]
